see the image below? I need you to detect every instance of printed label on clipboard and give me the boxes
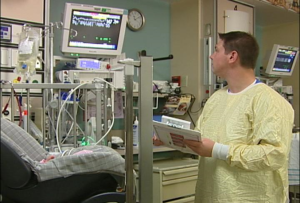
[153,121,201,155]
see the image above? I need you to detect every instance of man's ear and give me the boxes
[228,51,238,63]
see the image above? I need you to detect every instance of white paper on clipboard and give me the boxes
[153,121,201,155]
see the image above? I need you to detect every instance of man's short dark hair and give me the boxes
[219,31,259,69]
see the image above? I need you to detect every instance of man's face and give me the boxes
[210,40,229,77]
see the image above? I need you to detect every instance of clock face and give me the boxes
[127,9,145,31]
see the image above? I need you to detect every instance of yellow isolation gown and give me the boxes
[194,83,294,203]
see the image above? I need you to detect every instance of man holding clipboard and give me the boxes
[153,31,294,203]
[152,120,201,155]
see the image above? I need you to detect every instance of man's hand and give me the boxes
[153,135,164,146]
[183,138,215,157]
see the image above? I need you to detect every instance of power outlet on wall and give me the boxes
[181,75,188,87]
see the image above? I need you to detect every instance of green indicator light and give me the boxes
[104,38,108,41]
[100,38,102,40]
[71,53,74,56]
[102,8,107,12]
[96,37,98,40]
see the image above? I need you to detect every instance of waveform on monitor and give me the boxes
[72,15,120,28]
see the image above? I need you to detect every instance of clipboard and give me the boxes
[153,121,201,155]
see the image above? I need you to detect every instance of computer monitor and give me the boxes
[265,44,299,77]
[61,3,128,58]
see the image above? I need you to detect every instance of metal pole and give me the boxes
[73,91,77,148]
[138,56,153,203]
[47,23,55,147]
[108,85,113,144]
[26,89,30,132]
[104,83,108,145]
[125,62,134,203]
[42,88,46,148]
[44,0,51,149]
[96,83,102,144]
[49,23,54,85]
[11,88,15,122]
[0,89,2,119]
[58,89,62,148]
[106,84,112,131]
[84,89,88,142]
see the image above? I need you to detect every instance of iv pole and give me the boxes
[119,53,173,203]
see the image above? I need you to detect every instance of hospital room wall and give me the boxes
[170,0,300,128]
[255,26,263,76]
[49,0,171,81]
[260,22,300,126]
[170,0,204,124]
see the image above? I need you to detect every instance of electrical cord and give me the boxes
[61,121,75,143]
[94,111,115,145]
[13,90,23,126]
[152,82,162,94]
[78,102,85,110]
[181,93,206,114]
[46,106,58,139]
[187,111,196,129]
[93,77,117,90]
[151,82,162,109]
[2,97,11,114]
[91,77,115,145]
[61,107,86,144]
[55,82,88,152]
[177,93,197,127]
[56,77,116,153]
[77,89,85,111]
[153,93,159,109]
[162,92,206,127]
[1,80,23,126]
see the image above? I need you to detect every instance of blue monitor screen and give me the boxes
[79,60,100,69]
[272,48,297,73]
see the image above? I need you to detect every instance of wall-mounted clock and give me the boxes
[127,8,145,31]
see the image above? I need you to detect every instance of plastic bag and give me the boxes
[15,27,40,80]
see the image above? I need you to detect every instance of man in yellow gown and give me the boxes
[154,31,294,202]
[185,31,294,203]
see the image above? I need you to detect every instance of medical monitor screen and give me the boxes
[265,44,299,76]
[271,48,297,72]
[61,3,128,58]
[69,10,122,50]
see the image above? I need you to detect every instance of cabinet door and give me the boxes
[1,0,44,23]
[224,10,251,33]
[162,166,198,181]
[162,176,198,201]
[217,0,254,34]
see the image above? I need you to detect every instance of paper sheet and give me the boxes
[153,121,201,155]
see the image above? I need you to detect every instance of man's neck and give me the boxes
[226,69,256,93]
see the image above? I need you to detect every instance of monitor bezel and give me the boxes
[265,44,299,77]
[61,3,128,58]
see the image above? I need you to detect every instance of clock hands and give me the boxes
[131,11,142,21]
[127,9,144,31]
